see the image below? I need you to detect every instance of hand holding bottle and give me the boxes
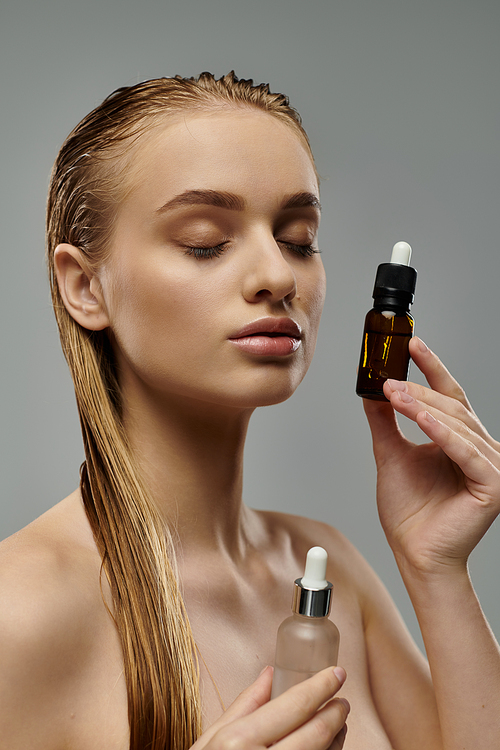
[363,336,500,576]
[191,665,349,750]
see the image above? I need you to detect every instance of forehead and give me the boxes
[121,109,318,212]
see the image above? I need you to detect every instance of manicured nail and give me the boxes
[397,390,414,403]
[416,337,428,353]
[424,411,437,423]
[338,697,351,713]
[333,666,346,685]
[386,379,407,392]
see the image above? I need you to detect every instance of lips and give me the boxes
[228,317,302,356]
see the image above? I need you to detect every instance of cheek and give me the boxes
[299,265,326,366]
[104,261,224,372]
[302,263,327,326]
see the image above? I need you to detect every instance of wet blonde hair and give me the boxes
[46,71,314,749]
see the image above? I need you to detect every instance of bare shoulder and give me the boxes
[253,508,425,649]
[0,489,103,625]
[0,491,113,749]
[254,508,379,596]
[254,508,425,632]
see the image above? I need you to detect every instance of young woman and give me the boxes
[0,72,499,750]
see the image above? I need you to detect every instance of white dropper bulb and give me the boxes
[390,241,412,266]
[300,546,329,590]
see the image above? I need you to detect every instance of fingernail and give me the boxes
[386,379,407,393]
[333,666,346,685]
[397,390,414,403]
[424,411,437,423]
[338,697,351,714]
[258,665,271,677]
[416,337,428,353]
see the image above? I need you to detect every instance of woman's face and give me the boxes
[99,108,326,411]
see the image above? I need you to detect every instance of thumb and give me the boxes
[362,396,409,467]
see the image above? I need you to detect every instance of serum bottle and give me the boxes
[356,241,417,401]
[271,547,340,699]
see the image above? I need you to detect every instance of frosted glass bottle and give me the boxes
[271,547,340,698]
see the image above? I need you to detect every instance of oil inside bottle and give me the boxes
[356,309,414,401]
[355,242,417,401]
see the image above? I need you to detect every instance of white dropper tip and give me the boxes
[391,241,412,266]
[300,546,329,590]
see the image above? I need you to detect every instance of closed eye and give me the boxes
[184,240,319,260]
[185,244,227,259]
[278,241,320,257]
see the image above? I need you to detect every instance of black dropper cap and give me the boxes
[372,241,417,312]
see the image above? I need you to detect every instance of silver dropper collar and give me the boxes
[293,579,333,617]
[292,546,333,618]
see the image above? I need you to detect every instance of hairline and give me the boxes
[107,102,319,214]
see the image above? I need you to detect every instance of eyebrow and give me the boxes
[282,192,322,212]
[156,189,321,214]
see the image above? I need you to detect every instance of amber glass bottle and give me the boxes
[356,242,417,401]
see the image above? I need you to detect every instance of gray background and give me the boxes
[1,0,499,652]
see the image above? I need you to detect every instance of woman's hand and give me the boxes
[363,336,500,576]
[191,665,349,750]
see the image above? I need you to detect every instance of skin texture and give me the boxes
[0,109,499,750]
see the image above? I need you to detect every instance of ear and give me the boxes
[54,244,110,331]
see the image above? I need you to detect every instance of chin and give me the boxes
[217,376,305,410]
[136,362,309,412]
[227,362,310,408]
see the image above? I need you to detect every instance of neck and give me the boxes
[122,387,254,559]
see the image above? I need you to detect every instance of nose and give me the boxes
[242,234,297,304]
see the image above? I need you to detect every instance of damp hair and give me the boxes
[46,71,315,749]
